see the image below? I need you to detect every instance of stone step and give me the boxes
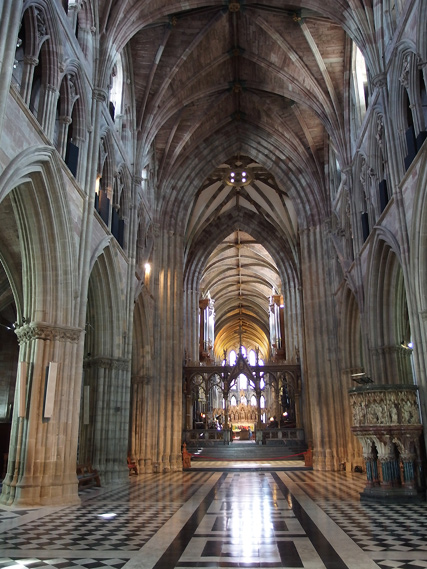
[190,441,307,461]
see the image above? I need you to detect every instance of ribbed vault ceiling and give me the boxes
[0,2,398,363]
[188,156,296,358]
[98,0,362,355]
[200,230,280,359]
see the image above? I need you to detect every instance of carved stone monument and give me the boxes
[349,385,425,502]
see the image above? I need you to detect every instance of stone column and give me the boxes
[379,458,393,488]
[360,437,378,490]
[300,222,344,470]
[39,84,59,140]
[19,56,38,104]
[1,322,83,507]
[184,377,193,430]
[375,438,399,490]
[282,282,302,363]
[294,391,301,428]
[401,453,416,489]
[150,227,184,472]
[183,289,200,361]
[80,356,130,483]
[67,1,81,34]
[273,381,282,420]
[0,1,21,138]
[131,373,154,474]
[56,115,72,158]
[76,86,106,315]
[370,345,411,386]
[255,382,263,436]
[365,458,375,488]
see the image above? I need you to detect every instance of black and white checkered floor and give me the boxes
[0,468,426,569]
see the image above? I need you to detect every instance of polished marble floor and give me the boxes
[0,465,426,569]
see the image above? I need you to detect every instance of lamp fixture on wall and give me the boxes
[351,372,373,385]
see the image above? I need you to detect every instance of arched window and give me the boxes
[241,396,247,406]
[260,395,265,409]
[250,395,256,406]
[239,374,247,390]
[397,52,424,170]
[352,44,369,129]
[249,350,256,365]
[329,143,342,200]
[95,135,114,227]
[12,24,25,89]
[230,395,237,407]
[109,56,123,121]
[229,350,237,365]
[111,171,126,248]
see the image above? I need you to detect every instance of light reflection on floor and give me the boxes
[0,469,426,569]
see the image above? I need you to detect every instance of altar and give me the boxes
[232,423,254,440]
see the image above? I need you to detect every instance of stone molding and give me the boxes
[15,322,83,344]
[84,356,130,370]
[370,345,412,357]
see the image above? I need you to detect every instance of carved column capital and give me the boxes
[15,322,83,344]
[372,73,387,89]
[93,88,108,103]
[24,55,39,67]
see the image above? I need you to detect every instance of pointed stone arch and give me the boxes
[389,43,422,175]
[0,147,84,507]
[339,284,363,375]
[86,244,125,356]
[54,60,90,177]
[79,244,129,483]
[365,230,412,385]
[0,146,77,323]
[410,154,427,317]
[184,209,299,293]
